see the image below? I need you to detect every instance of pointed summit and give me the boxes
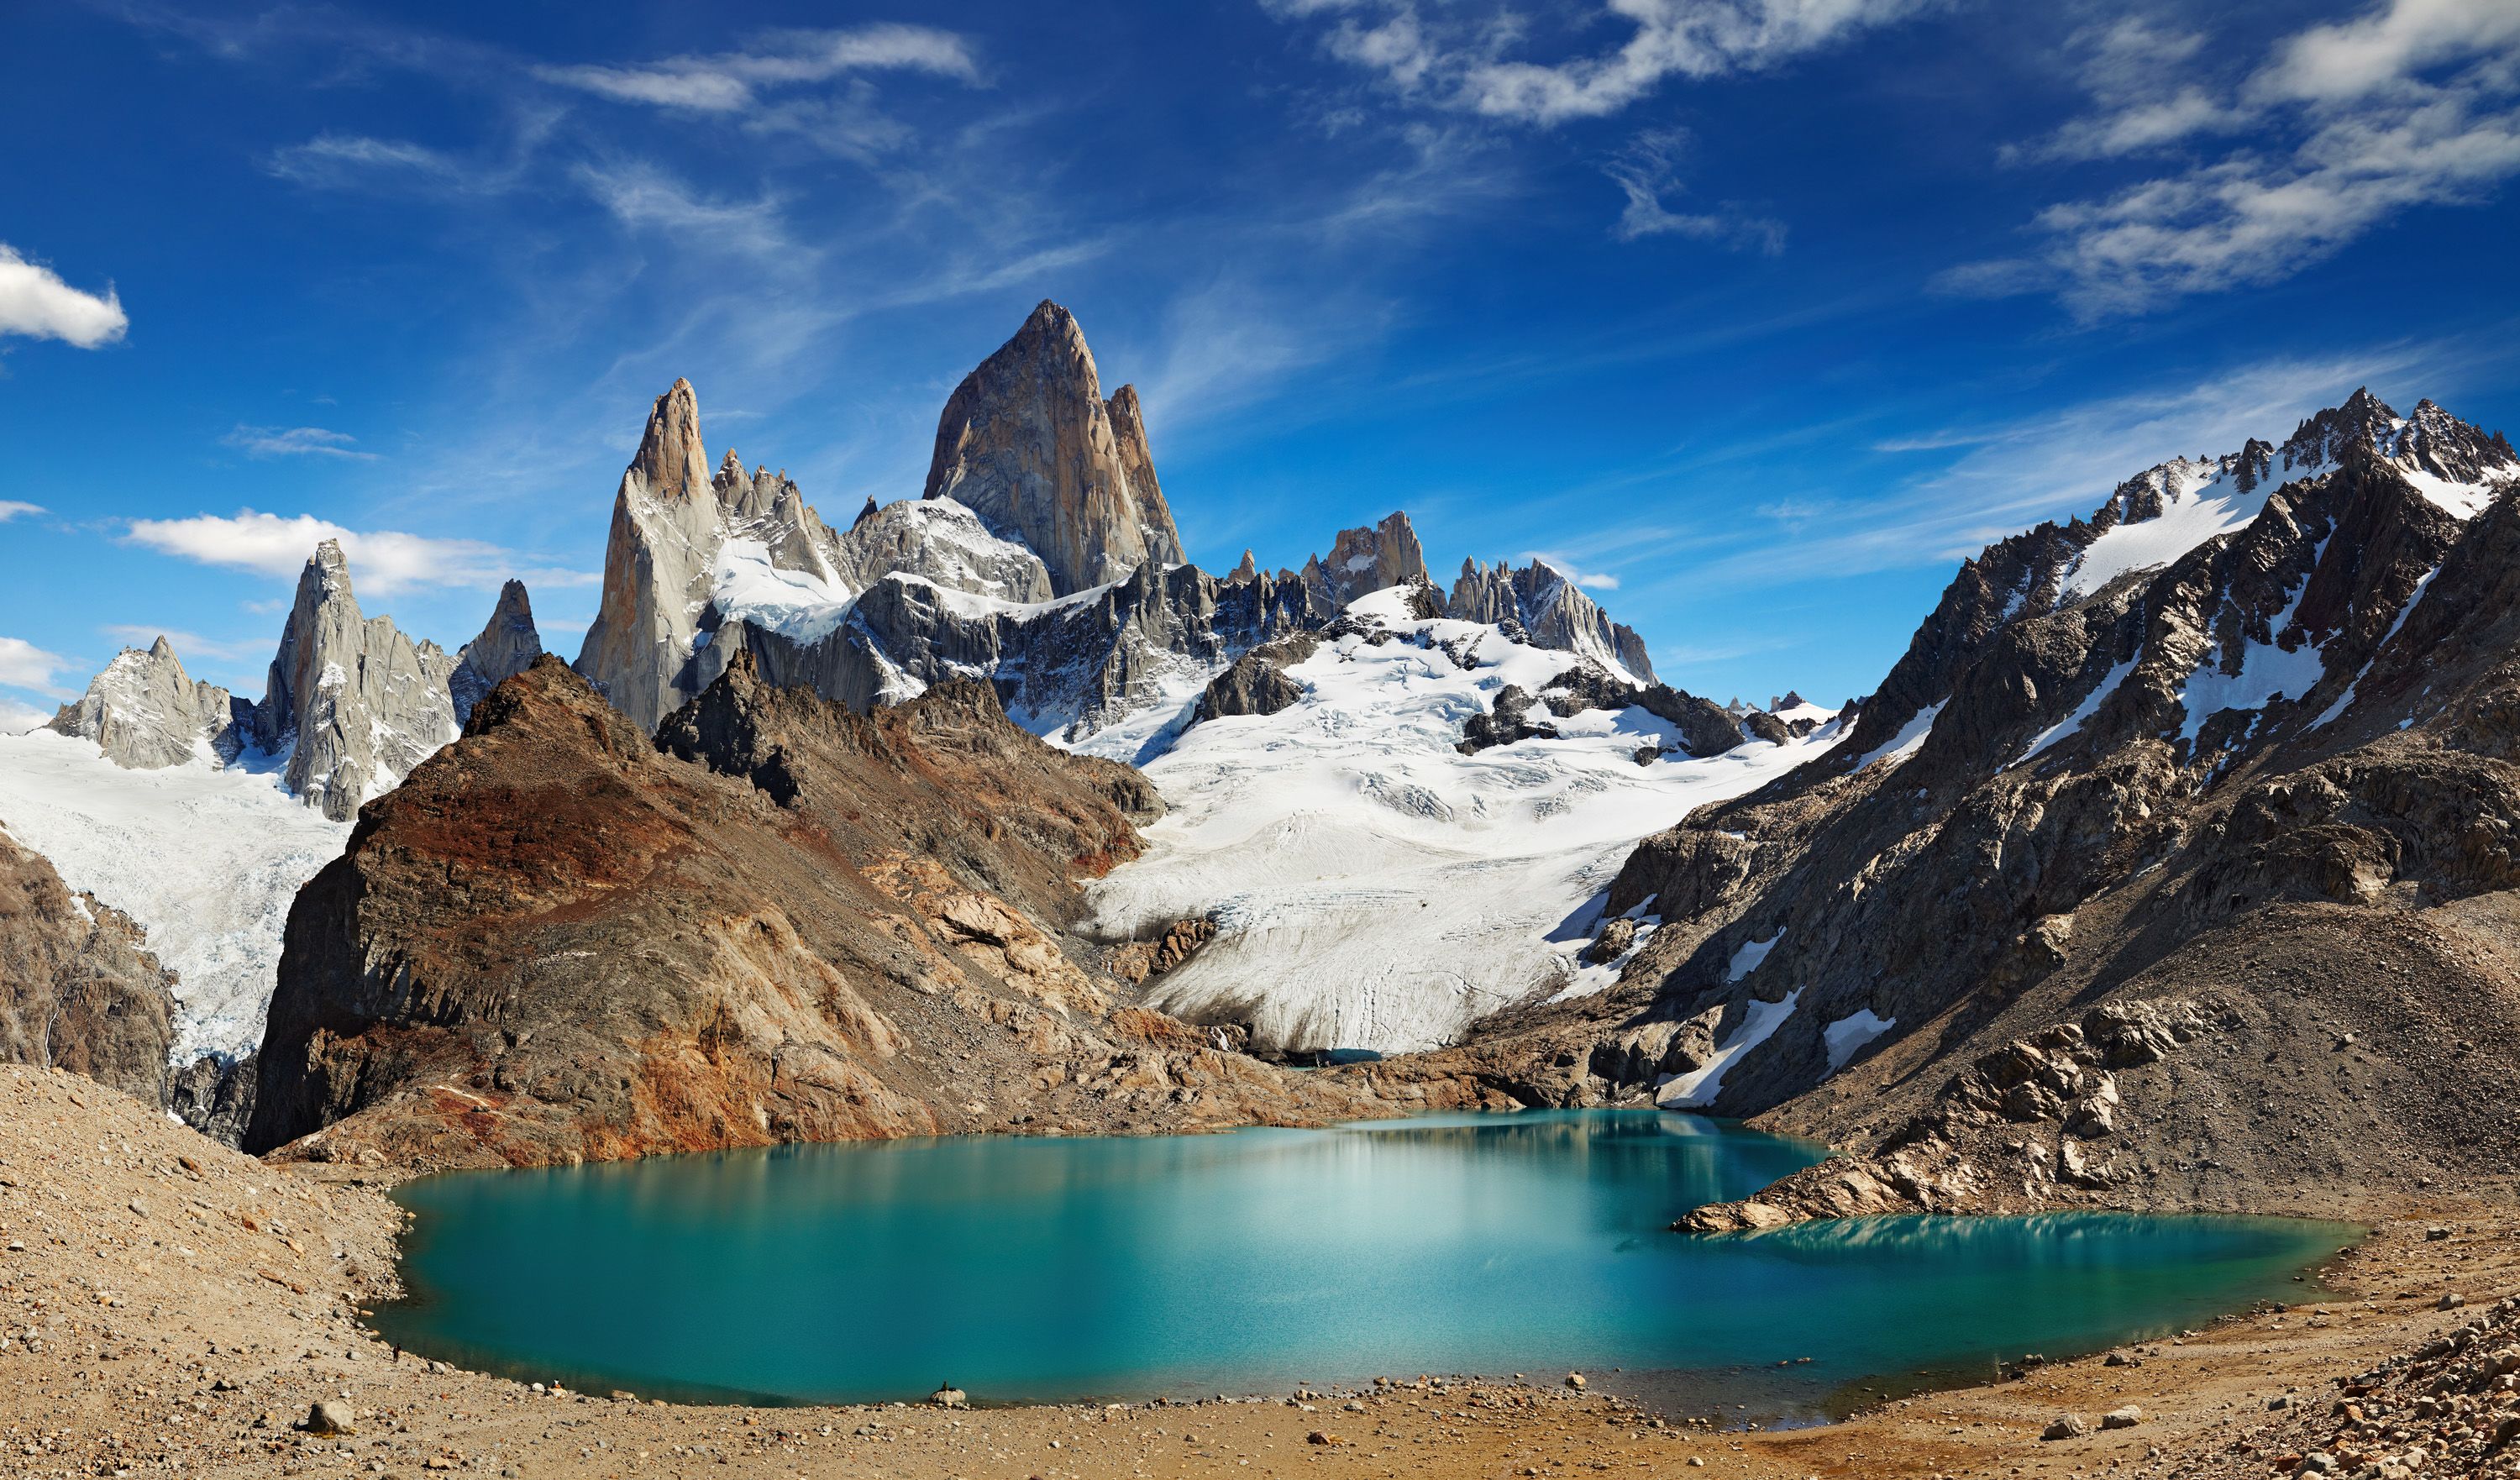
[452,580,544,726]
[1300,512,1432,610]
[576,378,732,732]
[256,543,459,819]
[633,378,711,505]
[921,300,1187,595]
[48,636,244,769]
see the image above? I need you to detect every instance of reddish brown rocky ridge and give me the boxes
[245,653,1383,1170]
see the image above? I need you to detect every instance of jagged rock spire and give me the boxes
[451,580,543,726]
[1300,512,1431,610]
[921,300,1188,595]
[47,635,244,769]
[575,378,732,732]
[255,541,459,821]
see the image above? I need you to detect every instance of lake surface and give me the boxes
[378,1110,2353,1413]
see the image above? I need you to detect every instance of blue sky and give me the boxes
[5,0,2519,726]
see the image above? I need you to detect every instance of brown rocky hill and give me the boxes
[1393,398,2520,1226]
[244,653,1380,1170]
[0,827,178,1104]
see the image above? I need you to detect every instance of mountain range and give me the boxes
[3,302,2515,1227]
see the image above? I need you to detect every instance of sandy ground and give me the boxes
[3,1063,2510,1480]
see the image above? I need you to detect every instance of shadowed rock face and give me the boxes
[255,542,461,821]
[449,580,543,726]
[245,654,1383,1171]
[922,300,1186,596]
[47,637,246,769]
[0,827,177,1104]
[1383,396,2520,1226]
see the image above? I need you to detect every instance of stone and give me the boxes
[0,829,178,1105]
[1565,1372,1585,1390]
[929,1384,967,1409]
[575,378,727,733]
[2041,1416,2088,1441]
[302,1401,355,1436]
[46,636,244,769]
[922,300,1185,596]
[2101,1405,2141,1430]
[450,580,544,726]
[255,540,460,820]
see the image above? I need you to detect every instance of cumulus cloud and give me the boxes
[222,425,381,461]
[1954,0,2520,318]
[1604,129,1786,252]
[0,637,71,698]
[0,244,127,349]
[123,510,596,599]
[0,697,48,734]
[0,501,43,522]
[1263,0,1924,123]
[535,23,979,115]
[98,625,268,664]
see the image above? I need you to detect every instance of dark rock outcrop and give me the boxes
[245,654,1378,1170]
[1380,392,2520,1225]
[1193,633,1321,722]
[0,827,178,1105]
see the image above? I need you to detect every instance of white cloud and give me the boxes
[1265,0,1926,124]
[1957,0,2520,317]
[222,425,381,461]
[574,161,799,261]
[0,244,127,349]
[123,510,597,599]
[535,23,979,115]
[1604,129,1786,251]
[0,697,47,735]
[0,637,71,698]
[0,501,42,522]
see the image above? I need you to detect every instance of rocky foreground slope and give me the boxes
[244,654,1396,1168]
[0,827,177,1104]
[1387,393,2520,1227]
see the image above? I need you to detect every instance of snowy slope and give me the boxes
[1080,589,1836,1054]
[0,731,350,1062]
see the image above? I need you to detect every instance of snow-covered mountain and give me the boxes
[1079,587,1832,1053]
[3,547,546,1079]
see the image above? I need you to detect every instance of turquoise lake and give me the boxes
[377,1110,2355,1413]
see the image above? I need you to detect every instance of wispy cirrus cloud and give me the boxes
[222,425,381,461]
[535,24,979,115]
[1262,0,1927,124]
[123,510,596,598]
[1604,129,1784,252]
[98,625,269,664]
[0,500,44,522]
[0,244,127,349]
[1525,553,1620,589]
[1951,0,2520,318]
[1700,351,2427,589]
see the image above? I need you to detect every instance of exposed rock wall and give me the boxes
[246,655,1379,1170]
[1382,400,2520,1225]
[47,637,245,769]
[0,827,178,1105]
[575,378,727,734]
[922,300,1186,596]
[449,580,543,725]
[254,541,461,821]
